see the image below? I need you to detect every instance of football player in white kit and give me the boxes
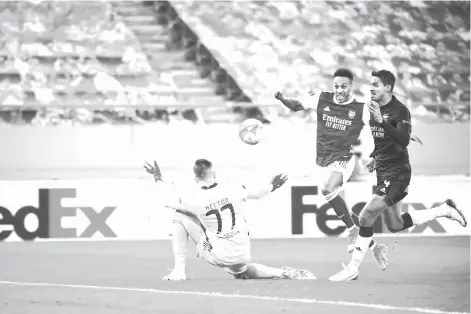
[144,159,316,281]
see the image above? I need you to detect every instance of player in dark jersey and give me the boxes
[329,70,468,282]
[275,68,388,270]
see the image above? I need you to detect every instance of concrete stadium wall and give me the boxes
[0,123,468,180]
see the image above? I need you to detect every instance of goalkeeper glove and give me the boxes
[144,160,163,182]
[271,173,288,192]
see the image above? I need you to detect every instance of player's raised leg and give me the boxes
[382,198,467,232]
[377,171,466,235]
[330,169,459,281]
[321,166,358,253]
[163,211,206,281]
[322,158,382,256]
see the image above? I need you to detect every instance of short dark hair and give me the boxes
[372,70,396,92]
[333,68,354,81]
[194,159,212,178]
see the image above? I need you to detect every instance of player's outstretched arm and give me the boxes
[275,91,321,112]
[275,92,304,112]
[275,92,304,111]
[143,160,183,208]
[246,174,288,200]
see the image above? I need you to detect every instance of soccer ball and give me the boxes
[239,118,264,145]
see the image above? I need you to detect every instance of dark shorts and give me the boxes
[375,162,411,207]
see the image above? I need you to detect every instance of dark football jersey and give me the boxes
[303,92,368,167]
[369,95,411,167]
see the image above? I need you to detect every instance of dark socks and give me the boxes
[329,195,355,228]
[359,226,374,237]
[401,212,414,230]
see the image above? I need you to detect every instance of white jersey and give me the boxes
[179,181,250,241]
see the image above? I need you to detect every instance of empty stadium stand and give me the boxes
[0,1,469,124]
[0,1,158,124]
[110,1,258,123]
[167,0,469,120]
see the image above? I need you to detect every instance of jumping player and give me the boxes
[329,70,468,281]
[144,159,317,281]
[275,68,389,269]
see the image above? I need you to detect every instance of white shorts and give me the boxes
[319,155,356,185]
[197,231,251,275]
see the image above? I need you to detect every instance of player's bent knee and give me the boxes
[174,212,205,245]
[175,212,198,228]
[359,212,373,227]
[385,222,403,233]
[321,183,342,201]
[359,204,380,226]
[322,188,341,202]
[173,211,188,223]
[322,182,342,195]
[322,172,343,196]
[321,186,334,196]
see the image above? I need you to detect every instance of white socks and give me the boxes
[408,203,448,226]
[171,212,207,274]
[171,221,189,273]
[350,234,372,269]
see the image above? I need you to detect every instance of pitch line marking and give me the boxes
[0,281,467,314]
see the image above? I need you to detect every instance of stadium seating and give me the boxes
[111,1,255,124]
[0,1,469,125]
[0,1,230,125]
[168,0,470,121]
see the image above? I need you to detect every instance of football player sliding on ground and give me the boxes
[144,159,317,281]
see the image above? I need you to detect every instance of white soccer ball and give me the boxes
[239,118,264,145]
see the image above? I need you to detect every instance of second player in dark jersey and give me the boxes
[369,95,411,167]
[368,92,413,206]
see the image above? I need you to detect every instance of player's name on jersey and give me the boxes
[370,125,385,138]
[322,114,353,131]
[205,197,231,211]
[217,229,241,240]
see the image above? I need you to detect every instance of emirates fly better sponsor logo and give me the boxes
[0,188,117,241]
[322,114,352,131]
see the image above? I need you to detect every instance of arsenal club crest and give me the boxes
[348,110,356,119]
